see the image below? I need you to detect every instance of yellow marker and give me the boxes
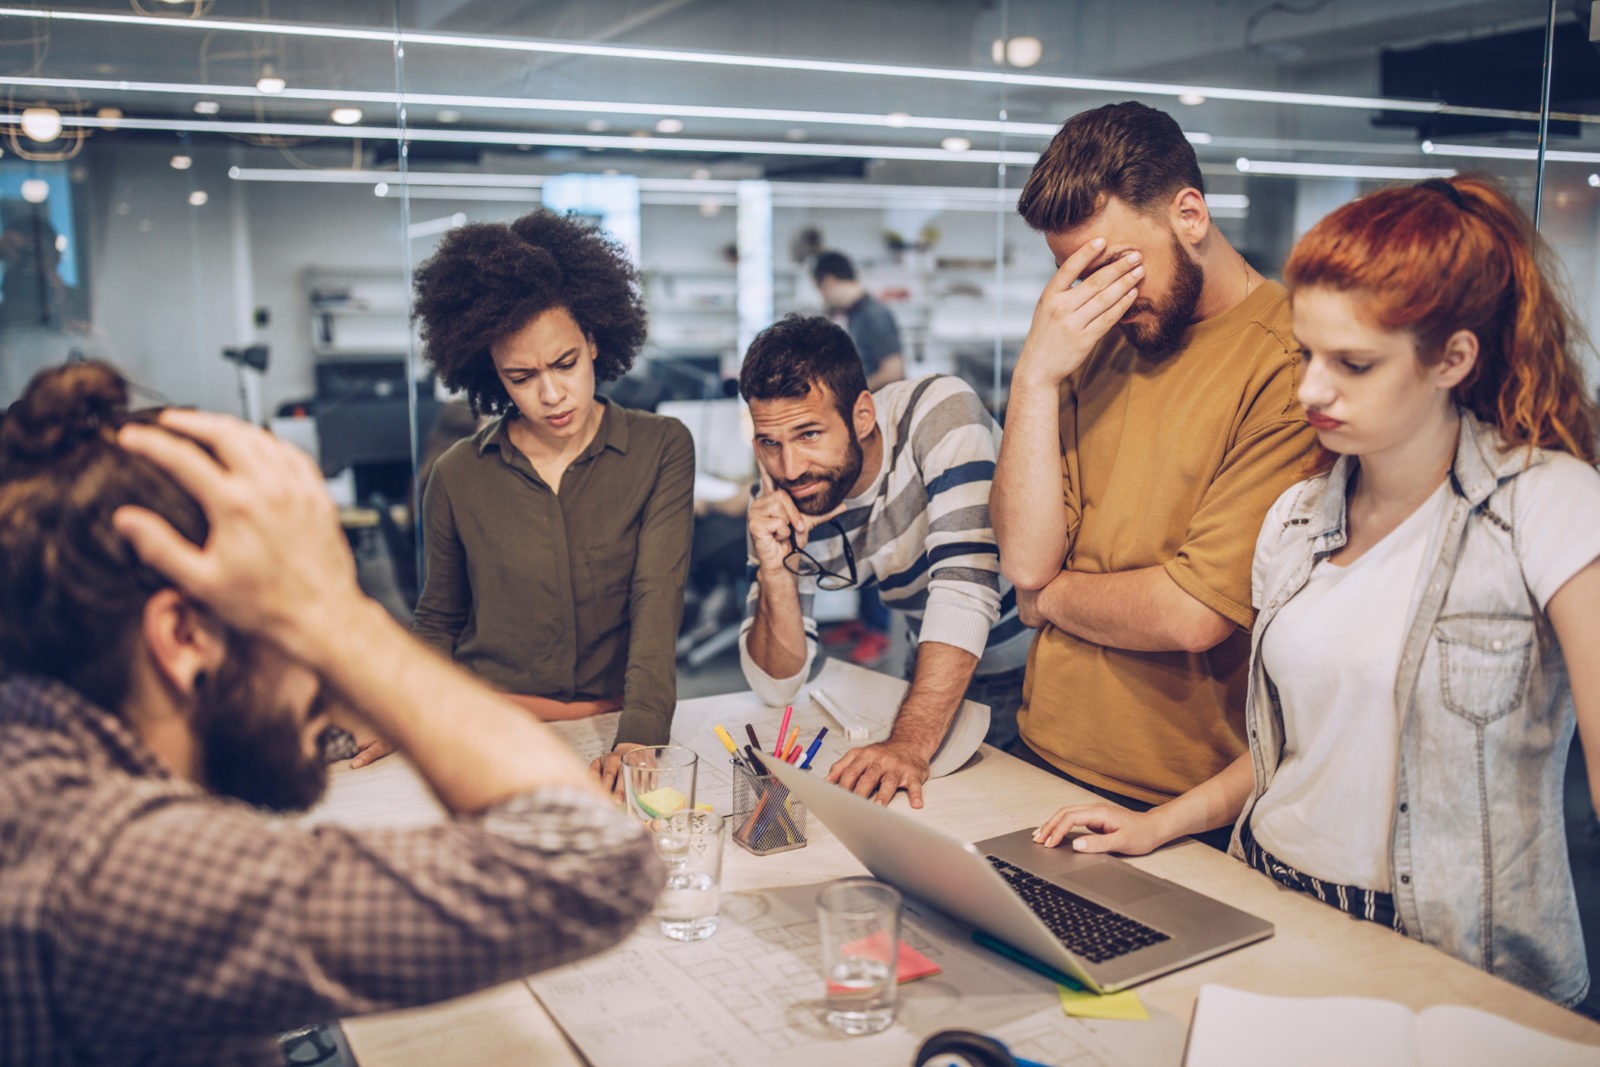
[714,724,739,755]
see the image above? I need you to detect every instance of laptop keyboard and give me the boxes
[986,855,1170,964]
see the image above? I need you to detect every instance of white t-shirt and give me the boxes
[1251,453,1600,890]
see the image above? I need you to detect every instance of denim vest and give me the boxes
[1228,411,1588,1006]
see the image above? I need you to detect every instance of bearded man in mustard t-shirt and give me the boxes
[992,102,1317,846]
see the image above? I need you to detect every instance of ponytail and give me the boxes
[1285,174,1597,462]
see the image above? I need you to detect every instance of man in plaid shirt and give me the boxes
[0,362,664,1066]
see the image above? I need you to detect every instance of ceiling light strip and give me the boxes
[1235,158,1455,180]
[0,73,1065,138]
[24,112,1038,163]
[0,6,1548,120]
[1422,141,1600,164]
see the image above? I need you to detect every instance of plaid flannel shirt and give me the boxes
[0,675,662,1067]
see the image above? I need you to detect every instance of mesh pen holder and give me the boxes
[730,761,808,856]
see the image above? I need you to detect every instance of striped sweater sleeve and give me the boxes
[908,379,1004,657]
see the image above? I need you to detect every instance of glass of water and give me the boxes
[651,810,726,941]
[816,878,901,1035]
[622,744,698,824]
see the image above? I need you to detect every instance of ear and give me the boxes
[851,390,877,440]
[1432,329,1479,391]
[139,588,227,701]
[1169,187,1212,248]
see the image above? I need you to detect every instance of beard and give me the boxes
[193,639,331,813]
[1119,233,1205,359]
[778,426,865,516]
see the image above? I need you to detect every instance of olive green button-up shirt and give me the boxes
[412,400,694,746]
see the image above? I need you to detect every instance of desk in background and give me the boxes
[325,689,1600,1066]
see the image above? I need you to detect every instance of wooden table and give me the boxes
[324,689,1600,1065]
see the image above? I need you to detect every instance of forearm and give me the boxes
[888,641,980,760]
[992,377,1070,589]
[507,694,622,720]
[1147,753,1254,843]
[745,566,810,681]
[301,598,602,812]
[1032,565,1233,653]
[866,354,905,391]
[616,590,682,747]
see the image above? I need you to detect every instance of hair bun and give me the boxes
[1,360,130,473]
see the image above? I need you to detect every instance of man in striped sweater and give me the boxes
[738,315,1030,807]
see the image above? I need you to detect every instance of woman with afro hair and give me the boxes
[404,209,694,792]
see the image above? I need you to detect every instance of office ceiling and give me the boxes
[0,0,1589,183]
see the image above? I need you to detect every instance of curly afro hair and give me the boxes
[411,210,648,415]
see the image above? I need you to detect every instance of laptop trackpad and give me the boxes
[1066,863,1165,906]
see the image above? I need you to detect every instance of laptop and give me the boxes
[765,758,1273,993]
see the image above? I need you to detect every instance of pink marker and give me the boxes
[775,704,793,758]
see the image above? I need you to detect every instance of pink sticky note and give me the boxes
[827,932,942,992]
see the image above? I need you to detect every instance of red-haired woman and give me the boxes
[1033,175,1600,1005]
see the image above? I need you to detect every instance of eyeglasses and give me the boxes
[783,519,857,591]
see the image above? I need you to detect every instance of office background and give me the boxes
[0,7,1595,999]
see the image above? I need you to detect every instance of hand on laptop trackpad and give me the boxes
[1066,862,1166,906]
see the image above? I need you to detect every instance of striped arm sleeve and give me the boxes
[909,380,1004,657]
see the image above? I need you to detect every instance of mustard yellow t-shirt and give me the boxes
[1017,280,1317,804]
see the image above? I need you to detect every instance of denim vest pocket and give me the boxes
[1434,614,1534,725]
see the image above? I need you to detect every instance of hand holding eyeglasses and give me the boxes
[748,458,850,580]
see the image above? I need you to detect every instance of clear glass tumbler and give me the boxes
[816,878,901,1035]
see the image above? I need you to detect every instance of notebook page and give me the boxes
[1183,985,1417,1067]
[1417,1004,1600,1067]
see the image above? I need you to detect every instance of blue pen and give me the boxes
[798,726,829,769]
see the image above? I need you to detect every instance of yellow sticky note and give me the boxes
[635,786,688,819]
[1057,983,1148,1021]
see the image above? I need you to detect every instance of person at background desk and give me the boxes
[814,250,905,391]
[0,362,662,1065]
[738,315,1031,806]
[1037,175,1600,1007]
[406,210,695,791]
[991,102,1316,846]
[814,250,906,666]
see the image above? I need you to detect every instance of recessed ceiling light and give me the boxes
[170,154,193,170]
[603,168,620,176]
[586,117,610,132]
[941,136,971,152]
[784,128,807,141]
[990,38,1005,65]
[330,107,363,125]
[20,107,62,142]
[692,168,711,180]
[654,117,683,134]
[193,100,221,115]
[886,112,910,128]
[374,182,389,196]
[255,65,286,94]
[1006,36,1042,68]
[698,197,722,218]
[1179,92,1207,106]
[1589,173,1600,188]
[96,106,123,130]
[20,179,49,204]
[436,108,460,124]
[188,190,208,206]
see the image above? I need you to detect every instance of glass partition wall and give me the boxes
[0,0,1589,631]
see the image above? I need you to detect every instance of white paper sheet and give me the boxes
[528,883,1180,1067]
